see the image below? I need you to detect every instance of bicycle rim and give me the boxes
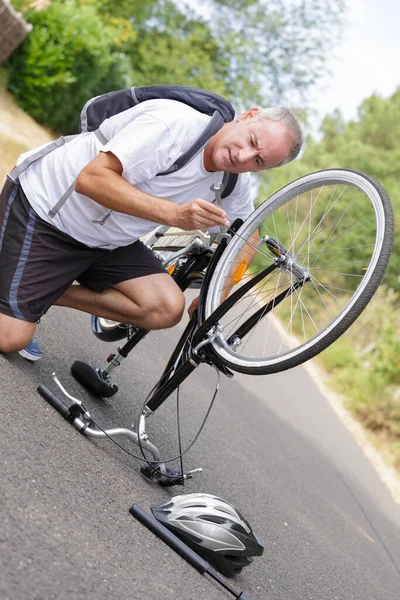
[204,169,394,374]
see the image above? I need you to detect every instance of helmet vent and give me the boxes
[230,523,248,534]
[199,515,227,524]
[216,506,234,515]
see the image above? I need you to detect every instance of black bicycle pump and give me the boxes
[130,504,252,600]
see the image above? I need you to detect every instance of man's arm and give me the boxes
[75,151,229,231]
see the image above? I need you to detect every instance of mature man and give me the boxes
[0,95,302,361]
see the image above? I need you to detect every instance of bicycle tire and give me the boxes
[203,169,394,375]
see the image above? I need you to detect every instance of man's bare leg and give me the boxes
[0,313,36,353]
[55,273,185,330]
[0,274,184,353]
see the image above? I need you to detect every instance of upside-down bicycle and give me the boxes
[38,168,394,485]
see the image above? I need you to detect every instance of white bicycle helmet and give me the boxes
[151,493,264,577]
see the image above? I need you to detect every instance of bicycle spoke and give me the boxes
[295,241,376,260]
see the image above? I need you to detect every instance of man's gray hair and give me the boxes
[253,107,303,164]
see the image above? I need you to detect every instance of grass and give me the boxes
[246,223,400,482]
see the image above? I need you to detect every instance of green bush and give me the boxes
[321,342,359,372]
[5,0,132,133]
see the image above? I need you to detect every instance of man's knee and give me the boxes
[0,314,35,353]
[0,334,30,353]
[137,288,185,330]
[150,291,185,329]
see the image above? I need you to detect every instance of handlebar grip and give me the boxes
[129,504,210,574]
[37,384,71,420]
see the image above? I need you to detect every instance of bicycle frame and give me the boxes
[40,222,306,485]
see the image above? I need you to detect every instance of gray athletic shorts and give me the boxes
[0,179,167,322]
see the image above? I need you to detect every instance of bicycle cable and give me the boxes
[176,384,185,486]
[135,363,221,479]
[76,362,221,480]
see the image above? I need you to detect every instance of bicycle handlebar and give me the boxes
[37,384,72,420]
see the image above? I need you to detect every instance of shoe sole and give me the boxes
[18,349,42,362]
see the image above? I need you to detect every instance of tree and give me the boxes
[6,0,133,132]
[80,0,346,109]
[188,0,346,109]
[124,1,229,96]
[6,0,346,130]
[261,88,400,292]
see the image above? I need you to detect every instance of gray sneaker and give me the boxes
[18,339,43,361]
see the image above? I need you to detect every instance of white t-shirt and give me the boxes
[19,99,253,249]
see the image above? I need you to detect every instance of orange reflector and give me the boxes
[167,264,176,275]
[233,261,247,285]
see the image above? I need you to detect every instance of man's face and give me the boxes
[204,108,292,173]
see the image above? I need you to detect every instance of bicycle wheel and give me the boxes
[203,169,394,375]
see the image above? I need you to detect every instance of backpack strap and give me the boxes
[9,135,78,182]
[93,128,108,145]
[221,172,238,199]
[157,111,224,176]
[48,129,108,217]
[47,180,77,218]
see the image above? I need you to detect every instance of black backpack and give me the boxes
[79,85,238,196]
[80,85,234,132]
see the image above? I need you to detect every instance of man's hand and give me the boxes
[175,199,230,230]
[187,295,200,316]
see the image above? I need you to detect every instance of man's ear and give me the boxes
[236,107,260,122]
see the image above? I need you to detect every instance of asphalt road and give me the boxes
[1,306,400,600]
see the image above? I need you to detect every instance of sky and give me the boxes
[187,0,400,128]
[312,0,400,123]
